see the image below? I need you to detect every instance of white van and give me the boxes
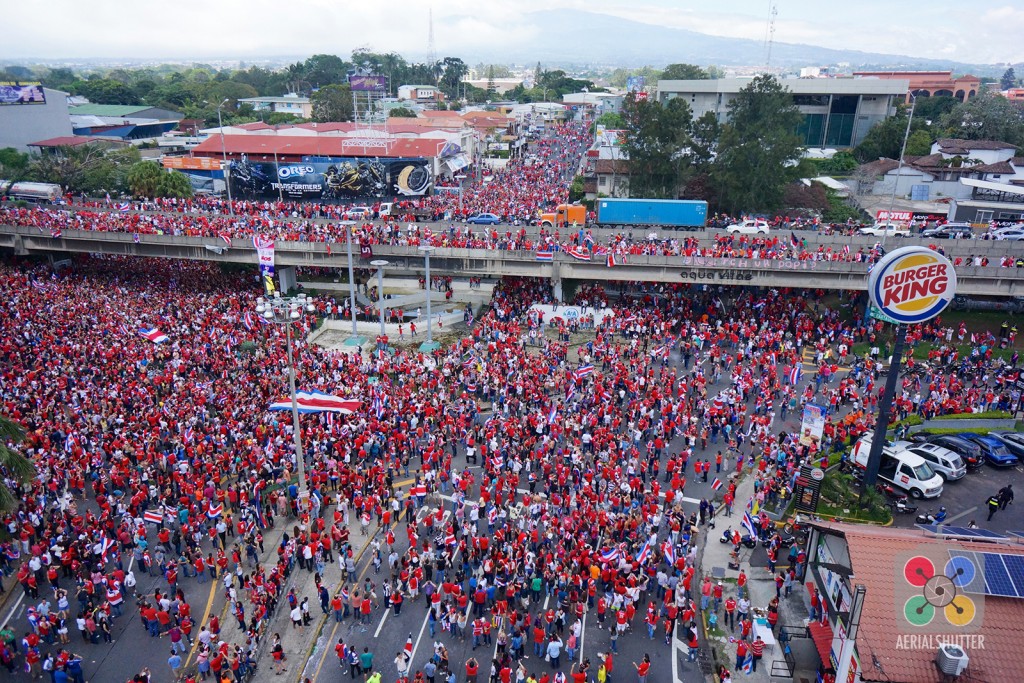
[851,435,944,499]
[378,202,393,217]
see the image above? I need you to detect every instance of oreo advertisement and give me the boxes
[229,157,432,200]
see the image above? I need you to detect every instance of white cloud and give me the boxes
[1,0,1021,63]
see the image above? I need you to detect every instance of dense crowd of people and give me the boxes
[0,247,1019,682]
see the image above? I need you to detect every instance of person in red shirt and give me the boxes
[634,653,651,683]
[750,636,764,672]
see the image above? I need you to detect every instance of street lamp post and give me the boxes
[256,292,316,514]
[418,245,436,347]
[272,147,283,202]
[215,99,235,217]
[371,260,389,337]
[455,174,467,214]
[344,221,360,339]
[882,92,916,248]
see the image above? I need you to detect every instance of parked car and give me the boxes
[858,223,910,237]
[990,431,1024,459]
[725,219,770,235]
[991,226,1024,241]
[467,212,501,225]
[898,441,967,481]
[344,206,372,220]
[908,433,985,471]
[921,223,974,239]
[957,432,1021,467]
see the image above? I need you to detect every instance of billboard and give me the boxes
[800,403,826,447]
[228,157,432,200]
[0,83,46,105]
[626,76,645,93]
[162,156,223,171]
[349,75,388,92]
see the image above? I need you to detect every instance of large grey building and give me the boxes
[0,87,73,152]
[656,77,909,148]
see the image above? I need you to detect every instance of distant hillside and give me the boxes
[468,9,987,72]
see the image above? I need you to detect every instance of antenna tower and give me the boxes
[427,8,437,67]
[764,1,778,70]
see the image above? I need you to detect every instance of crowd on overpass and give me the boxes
[6,202,1024,270]
[1,248,1020,681]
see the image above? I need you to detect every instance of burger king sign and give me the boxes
[867,247,956,324]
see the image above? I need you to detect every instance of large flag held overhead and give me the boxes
[268,390,361,414]
[139,327,169,343]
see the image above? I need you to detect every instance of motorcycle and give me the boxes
[719,528,757,549]
[889,498,919,515]
[762,530,797,548]
[915,507,947,525]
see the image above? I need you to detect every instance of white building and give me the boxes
[237,94,312,118]
[397,85,440,103]
[656,77,909,147]
[0,86,73,151]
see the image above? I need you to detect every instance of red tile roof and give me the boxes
[28,136,99,147]
[191,134,447,158]
[936,138,1018,153]
[815,522,1024,683]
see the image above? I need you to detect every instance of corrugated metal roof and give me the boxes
[190,134,446,158]
[69,104,150,116]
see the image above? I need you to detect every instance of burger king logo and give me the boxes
[867,246,956,324]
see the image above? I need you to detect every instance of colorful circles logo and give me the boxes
[901,555,978,627]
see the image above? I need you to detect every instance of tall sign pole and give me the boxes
[861,247,956,493]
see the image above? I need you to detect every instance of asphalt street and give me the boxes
[3,311,1019,683]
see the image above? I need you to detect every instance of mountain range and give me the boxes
[466,10,993,73]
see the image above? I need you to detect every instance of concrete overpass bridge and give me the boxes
[2,224,1023,298]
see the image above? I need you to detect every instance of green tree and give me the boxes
[711,75,803,214]
[30,144,113,193]
[905,129,933,157]
[156,170,194,198]
[301,54,350,87]
[939,92,1024,147]
[389,107,418,118]
[688,111,721,173]
[596,113,625,129]
[661,64,709,80]
[621,93,694,198]
[310,84,354,122]
[0,416,35,512]
[912,95,957,124]
[43,67,77,90]
[0,147,31,199]
[439,57,469,100]
[1001,67,1017,91]
[126,160,163,197]
[853,104,926,162]
[72,78,141,105]
[486,66,496,94]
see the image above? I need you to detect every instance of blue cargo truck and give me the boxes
[595,198,707,230]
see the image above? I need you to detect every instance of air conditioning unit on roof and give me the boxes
[936,643,969,677]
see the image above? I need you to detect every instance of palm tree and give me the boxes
[0,415,35,512]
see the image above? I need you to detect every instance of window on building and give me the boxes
[975,210,993,223]
[599,176,607,187]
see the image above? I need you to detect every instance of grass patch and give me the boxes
[818,471,893,524]
[914,427,1002,436]
[932,410,1012,420]
[851,339,1019,363]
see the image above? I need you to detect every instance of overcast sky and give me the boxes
[4,0,1021,65]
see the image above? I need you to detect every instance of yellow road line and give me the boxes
[183,575,220,668]
[306,517,402,682]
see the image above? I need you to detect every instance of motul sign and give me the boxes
[876,210,912,221]
[867,247,956,324]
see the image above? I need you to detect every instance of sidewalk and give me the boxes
[187,494,383,683]
[699,471,812,682]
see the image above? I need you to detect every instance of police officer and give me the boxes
[987,493,1001,521]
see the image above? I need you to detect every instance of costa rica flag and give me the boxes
[139,328,169,343]
[144,509,163,525]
